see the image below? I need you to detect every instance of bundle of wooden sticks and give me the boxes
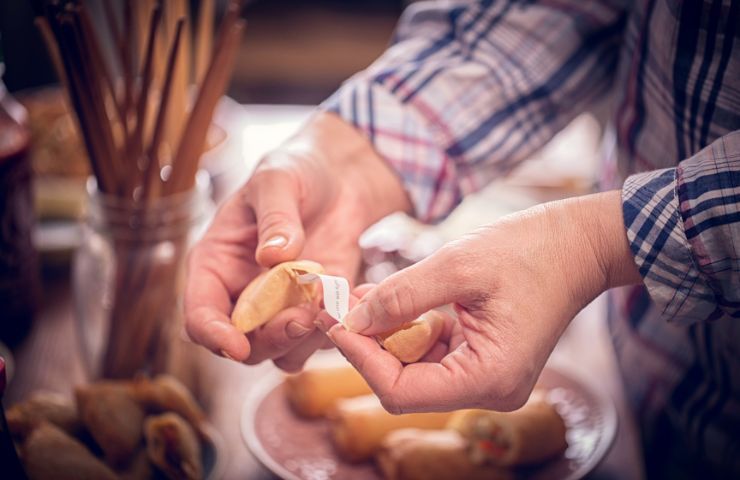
[36,0,245,199]
[34,0,246,378]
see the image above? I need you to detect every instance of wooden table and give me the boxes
[4,104,646,480]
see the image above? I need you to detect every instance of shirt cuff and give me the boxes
[321,77,461,224]
[622,169,719,324]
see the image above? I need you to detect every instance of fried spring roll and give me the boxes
[75,383,145,467]
[329,394,453,462]
[22,422,118,480]
[6,392,81,439]
[447,391,567,466]
[284,365,372,418]
[130,375,206,430]
[144,412,202,480]
[377,429,513,480]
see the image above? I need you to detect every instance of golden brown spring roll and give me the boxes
[6,392,81,439]
[329,394,453,462]
[447,391,567,466]
[284,365,373,418]
[22,422,118,480]
[118,448,156,480]
[377,429,513,480]
[75,382,145,467]
[144,412,202,480]
[130,375,206,430]
[377,310,445,363]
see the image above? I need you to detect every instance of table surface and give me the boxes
[4,103,646,480]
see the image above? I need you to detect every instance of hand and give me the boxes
[317,191,642,412]
[184,113,409,371]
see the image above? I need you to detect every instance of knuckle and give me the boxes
[257,210,292,234]
[374,275,416,319]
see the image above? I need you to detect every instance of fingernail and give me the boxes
[285,321,311,339]
[262,235,287,249]
[220,349,236,361]
[345,303,371,333]
[326,324,341,344]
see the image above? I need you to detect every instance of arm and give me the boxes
[323,0,627,222]
[623,129,740,323]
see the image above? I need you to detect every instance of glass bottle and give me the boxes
[0,65,39,347]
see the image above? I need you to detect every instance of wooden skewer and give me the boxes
[142,18,186,200]
[165,5,245,194]
[54,14,115,192]
[35,17,69,91]
[194,0,215,85]
[70,8,122,193]
[133,5,163,164]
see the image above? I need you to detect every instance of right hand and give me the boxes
[184,113,409,371]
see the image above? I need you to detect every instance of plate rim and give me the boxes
[241,366,618,480]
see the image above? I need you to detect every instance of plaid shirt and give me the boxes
[323,0,739,477]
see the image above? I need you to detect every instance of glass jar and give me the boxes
[73,171,212,379]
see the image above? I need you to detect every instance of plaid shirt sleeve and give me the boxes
[622,130,740,324]
[322,0,626,223]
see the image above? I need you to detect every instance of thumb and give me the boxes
[344,248,462,335]
[248,171,306,267]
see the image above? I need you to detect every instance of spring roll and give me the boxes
[284,365,372,418]
[129,375,206,430]
[144,412,202,480]
[447,391,567,466]
[329,394,453,462]
[6,392,81,439]
[377,429,513,480]
[75,383,145,467]
[22,422,118,480]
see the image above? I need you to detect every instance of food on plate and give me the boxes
[376,310,445,363]
[6,391,81,439]
[231,260,324,333]
[75,382,145,467]
[447,390,567,466]
[21,422,118,480]
[284,364,372,418]
[144,412,203,480]
[130,375,206,432]
[376,428,513,480]
[329,394,453,462]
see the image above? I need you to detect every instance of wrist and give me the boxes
[542,191,642,313]
[578,191,642,290]
[303,112,411,227]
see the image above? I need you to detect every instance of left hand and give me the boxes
[316,191,642,413]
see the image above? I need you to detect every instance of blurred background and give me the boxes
[1,0,404,103]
